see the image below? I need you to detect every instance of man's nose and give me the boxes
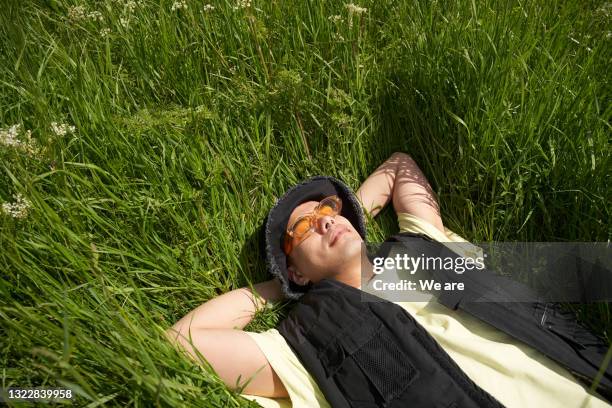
[316,215,336,234]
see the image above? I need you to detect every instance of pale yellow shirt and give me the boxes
[242,213,610,407]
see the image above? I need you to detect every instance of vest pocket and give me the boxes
[328,323,419,406]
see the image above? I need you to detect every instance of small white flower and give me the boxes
[67,6,106,23]
[595,2,612,17]
[67,5,88,22]
[50,122,76,137]
[88,11,104,22]
[345,3,367,14]
[232,0,251,10]
[0,124,38,156]
[0,124,21,147]
[1,193,32,219]
[111,0,141,12]
[345,3,367,28]
[120,17,130,28]
[100,27,111,37]
[171,1,188,11]
[125,0,139,12]
[202,4,215,11]
[328,15,343,23]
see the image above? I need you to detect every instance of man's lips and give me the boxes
[329,227,348,247]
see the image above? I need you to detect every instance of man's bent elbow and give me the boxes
[165,324,197,355]
[390,151,412,162]
[164,326,180,344]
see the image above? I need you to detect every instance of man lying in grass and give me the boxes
[166,152,610,407]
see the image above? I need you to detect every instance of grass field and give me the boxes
[1,0,610,406]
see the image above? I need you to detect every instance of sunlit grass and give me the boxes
[1,0,610,405]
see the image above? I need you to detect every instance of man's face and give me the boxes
[286,199,363,286]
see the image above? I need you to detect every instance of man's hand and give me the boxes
[356,152,444,233]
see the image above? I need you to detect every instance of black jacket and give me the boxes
[277,232,612,407]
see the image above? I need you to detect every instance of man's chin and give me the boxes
[331,237,363,258]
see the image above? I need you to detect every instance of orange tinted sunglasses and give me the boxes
[283,195,342,255]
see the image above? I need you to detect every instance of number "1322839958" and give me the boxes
[1,387,74,401]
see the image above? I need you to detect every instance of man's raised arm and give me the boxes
[165,278,289,398]
[356,151,444,233]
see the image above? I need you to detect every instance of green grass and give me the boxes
[0,0,610,405]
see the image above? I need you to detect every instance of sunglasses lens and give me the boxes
[318,204,335,215]
[292,217,312,236]
[319,197,339,215]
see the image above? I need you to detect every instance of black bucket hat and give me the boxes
[263,176,367,299]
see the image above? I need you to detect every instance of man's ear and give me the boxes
[287,265,310,286]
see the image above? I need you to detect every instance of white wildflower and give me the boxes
[0,124,38,156]
[232,0,251,10]
[171,1,188,11]
[50,122,76,137]
[345,3,367,28]
[125,0,139,12]
[1,193,32,219]
[88,11,104,22]
[332,32,345,41]
[595,2,612,17]
[202,4,215,11]
[120,17,130,28]
[0,124,22,148]
[328,15,343,23]
[25,129,32,138]
[67,6,106,23]
[100,27,111,37]
[345,3,367,14]
[67,5,88,22]
[111,0,141,12]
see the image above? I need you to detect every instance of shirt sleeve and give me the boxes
[241,329,331,408]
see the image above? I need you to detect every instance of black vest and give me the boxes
[277,233,612,407]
